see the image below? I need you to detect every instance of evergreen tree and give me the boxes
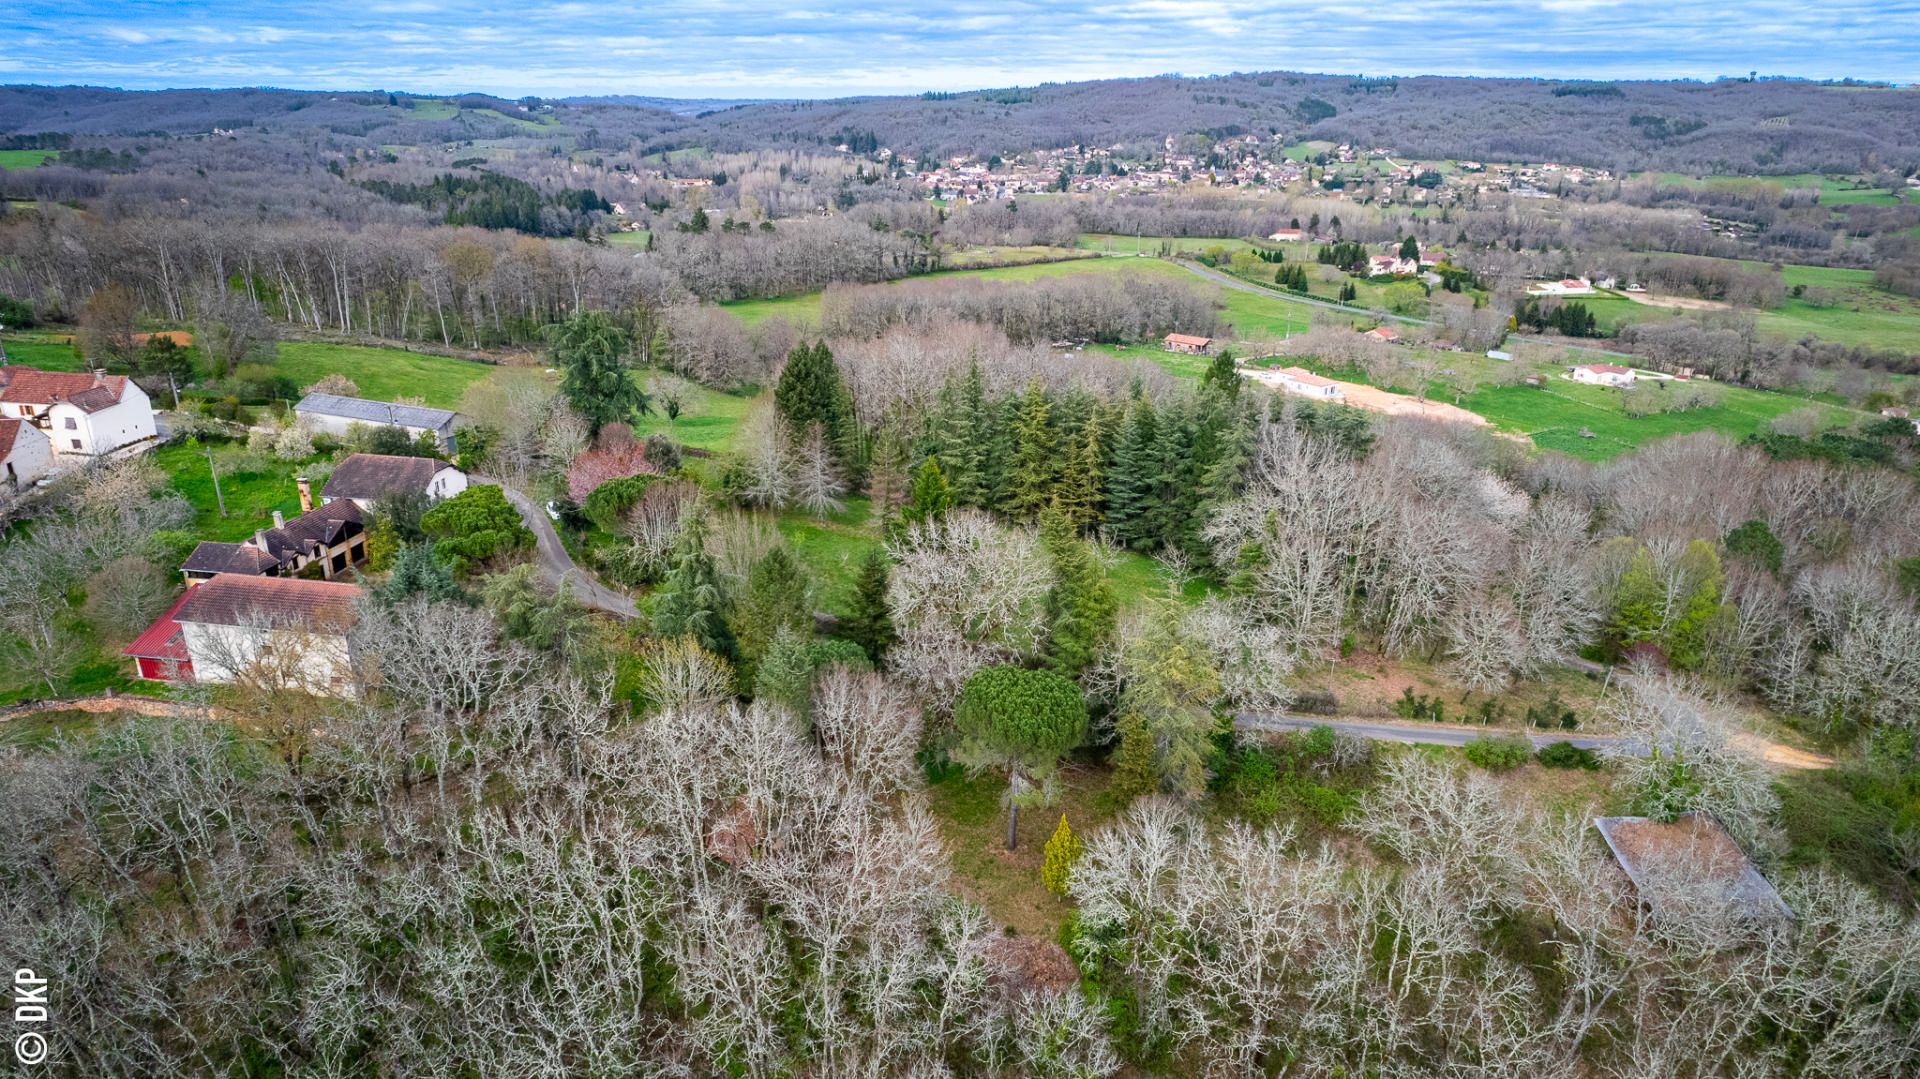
[1051,418,1107,533]
[902,456,954,526]
[1042,511,1117,677]
[1040,814,1081,897]
[731,546,811,687]
[752,625,816,717]
[774,341,858,475]
[379,543,464,604]
[1108,711,1157,806]
[1399,235,1420,261]
[1105,398,1160,548]
[936,362,993,506]
[1201,348,1241,402]
[652,505,738,662]
[548,309,646,434]
[866,424,912,522]
[844,549,897,662]
[1006,381,1059,520]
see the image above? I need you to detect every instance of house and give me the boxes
[1276,367,1341,399]
[1570,363,1636,387]
[1363,326,1401,344]
[294,393,460,453]
[320,453,467,510]
[123,585,198,683]
[1367,255,1418,276]
[1527,278,1597,297]
[1486,349,1514,362]
[1266,228,1305,242]
[1163,333,1213,355]
[167,573,362,696]
[0,416,54,489]
[1593,812,1792,929]
[0,366,157,460]
[180,499,367,582]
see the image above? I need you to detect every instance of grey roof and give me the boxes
[321,453,453,501]
[295,393,457,432]
[1593,812,1792,924]
[181,541,280,576]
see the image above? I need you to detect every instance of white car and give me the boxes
[544,500,562,521]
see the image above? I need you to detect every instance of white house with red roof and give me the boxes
[0,416,54,490]
[0,366,157,461]
[127,574,363,696]
[1527,278,1598,297]
[1569,363,1636,387]
[1275,367,1342,399]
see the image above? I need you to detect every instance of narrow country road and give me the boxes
[1234,713,1833,770]
[487,479,641,619]
[1165,258,1642,360]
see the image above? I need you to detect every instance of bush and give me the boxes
[1463,733,1533,772]
[1526,690,1578,731]
[420,484,534,575]
[582,474,655,532]
[1536,741,1601,770]
[1394,686,1445,723]
[1293,687,1339,715]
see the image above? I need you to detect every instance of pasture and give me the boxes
[0,149,56,170]
[271,342,492,408]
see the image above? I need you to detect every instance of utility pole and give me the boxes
[0,321,8,362]
[167,371,180,409]
[205,446,227,517]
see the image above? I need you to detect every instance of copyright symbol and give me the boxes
[15,1031,47,1065]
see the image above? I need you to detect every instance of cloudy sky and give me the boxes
[4,1,1917,99]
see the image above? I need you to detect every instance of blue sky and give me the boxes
[4,1,1917,99]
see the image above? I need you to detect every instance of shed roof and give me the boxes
[1163,333,1213,347]
[1593,812,1792,924]
[295,393,456,431]
[181,541,281,576]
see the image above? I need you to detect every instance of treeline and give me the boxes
[816,273,1220,345]
[358,170,611,237]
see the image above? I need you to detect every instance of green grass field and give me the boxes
[0,334,82,369]
[606,229,652,247]
[0,149,56,170]
[628,369,754,452]
[270,342,492,408]
[1637,171,1906,207]
[150,440,319,542]
[1461,378,1851,460]
[1075,233,1256,256]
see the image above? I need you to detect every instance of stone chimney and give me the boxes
[296,476,313,512]
[253,528,268,550]
[272,510,285,529]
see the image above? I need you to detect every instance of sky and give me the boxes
[3,1,1918,100]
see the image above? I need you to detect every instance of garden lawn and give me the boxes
[151,440,324,542]
[628,369,756,453]
[0,334,84,370]
[271,342,491,408]
[775,500,884,615]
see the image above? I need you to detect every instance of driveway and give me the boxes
[487,479,640,619]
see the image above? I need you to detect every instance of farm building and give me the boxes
[1266,228,1305,242]
[1570,363,1636,387]
[1363,326,1401,344]
[320,453,467,510]
[1163,333,1213,355]
[294,393,459,452]
[0,416,54,489]
[165,574,363,697]
[1593,812,1792,930]
[123,586,198,683]
[1527,278,1597,297]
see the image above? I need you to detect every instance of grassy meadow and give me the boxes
[0,149,57,170]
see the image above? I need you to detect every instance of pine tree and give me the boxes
[1006,381,1058,520]
[902,456,954,526]
[731,546,811,687]
[652,505,738,662]
[844,548,897,662]
[379,543,464,604]
[867,424,912,523]
[1040,813,1081,897]
[1042,511,1117,677]
[752,624,816,717]
[549,309,645,434]
[1108,711,1157,806]
[1201,348,1241,401]
[1399,235,1420,261]
[937,362,992,506]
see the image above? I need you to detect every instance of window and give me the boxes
[70,439,81,450]
[63,417,76,429]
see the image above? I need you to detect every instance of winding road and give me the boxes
[489,480,641,619]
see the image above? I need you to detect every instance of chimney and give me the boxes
[272,510,285,529]
[296,476,313,512]
[253,528,268,550]
[92,368,107,385]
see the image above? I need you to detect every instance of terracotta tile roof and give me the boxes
[1576,363,1632,375]
[321,453,445,502]
[174,573,361,632]
[1278,366,1338,388]
[0,417,22,459]
[1163,333,1213,347]
[0,365,131,414]
[124,586,197,661]
[181,541,281,576]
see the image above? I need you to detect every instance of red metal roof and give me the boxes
[123,586,196,661]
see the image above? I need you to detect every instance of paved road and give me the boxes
[1166,259,1641,361]
[1236,712,1643,754]
[487,479,641,619]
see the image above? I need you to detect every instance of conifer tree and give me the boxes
[937,362,992,506]
[774,341,858,476]
[1007,381,1059,520]
[1201,349,1241,402]
[866,423,912,522]
[1042,511,1117,677]
[844,548,897,662]
[731,546,811,687]
[902,456,954,526]
[1105,398,1159,547]
[1108,711,1157,805]
[1040,813,1081,897]
[652,505,738,662]
[1052,418,1107,533]
[752,624,816,717]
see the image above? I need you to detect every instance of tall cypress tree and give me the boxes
[1007,381,1058,521]
[844,548,897,662]
[1052,417,1107,533]
[1041,511,1117,677]
[731,546,811,688]
[902,456,954,526]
